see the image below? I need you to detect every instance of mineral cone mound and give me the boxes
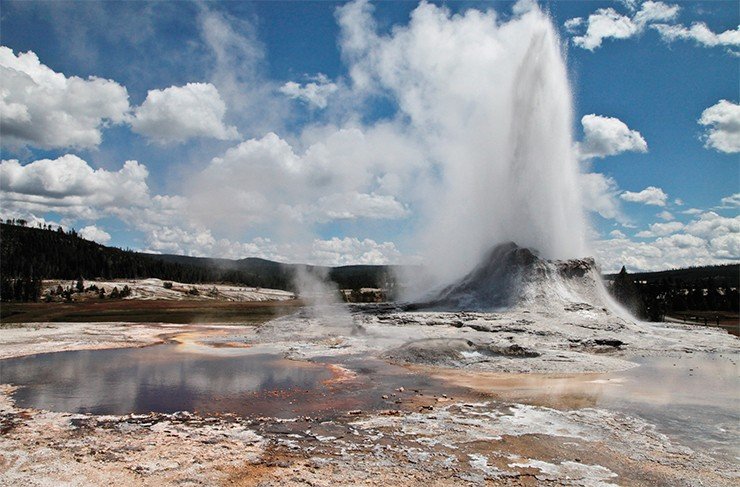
[421,242,609,312]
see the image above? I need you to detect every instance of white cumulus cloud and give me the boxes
[309,237,402,266]
[130,82,239,144]
[683,211,740,240]
[0,155,150,219]
[579,114,648,159]
[698,100,740,153]
[652,22,740,49]
[710,233,740,260]
[569,1,679,50]
[720,193,740,208]
[279,74,338,109]
[635,221,684,237]
[620,186,668,206]
[0,46,130,150]
[186,125,422,232]
[594,212,739,272]
[79,225,112,244]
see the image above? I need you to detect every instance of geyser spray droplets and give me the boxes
[291,1,590,308]
[347,2,590,297]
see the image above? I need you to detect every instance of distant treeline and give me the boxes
[0,222,396,301]
[607,265,739,321]
[3,221,737,315]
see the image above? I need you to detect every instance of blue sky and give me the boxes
[0,0,738,272]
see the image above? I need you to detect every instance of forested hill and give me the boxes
[0,223,396,291]
[604,264,739,287]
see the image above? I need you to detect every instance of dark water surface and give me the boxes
[0,344,456,419]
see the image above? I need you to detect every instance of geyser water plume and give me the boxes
[370,3,588,298]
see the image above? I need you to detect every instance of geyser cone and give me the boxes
[419,242,609,312]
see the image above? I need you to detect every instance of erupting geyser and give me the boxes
[388,3,590,302]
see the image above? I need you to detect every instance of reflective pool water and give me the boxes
[0,342,460,419]
[427,353,740,462]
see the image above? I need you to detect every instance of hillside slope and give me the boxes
[0,223,395,291]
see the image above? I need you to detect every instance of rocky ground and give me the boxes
[43,279,296,302]
[0,321,188,360]
[246,303,735,374]
[1,302,738,486]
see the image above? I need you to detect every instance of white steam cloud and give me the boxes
[335,1,588,294]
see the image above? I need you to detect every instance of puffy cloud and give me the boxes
[0,46,129,150]
[141,225,216,255]
[309,237,402,266]
[698,100,740,153]
[567,1,740,54]
[710,233,740,260]
[660,233,706,249]
[564,17,583,34]
[279,74,338,109]
[139,226,288,261]
[683,211,740,240]
[594,212,739,272]
[620,186,668,206]
[578,114,647,159]
[652,22,740,49]
[593,236,697,272]
[79,225,111,244]
[580,172,626,222]
[656,210,674,221]
[682,208,702,215]
[632,1,680,25]
[635,221,684,238]
[315,192,409,221]
[569,1,679,50]
[0,155,149,219]
[186,125,422,231]
[570,8,640,50]
[130,83,239,144]
[140,226,402,266]
[609,229,627,239]
[720,193,740,208]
